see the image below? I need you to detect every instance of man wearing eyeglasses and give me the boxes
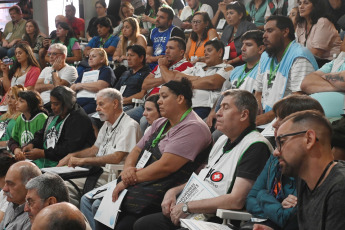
[0,161,41,230]
[35,43,78,110]
[179,0,214,29]
[273,110,345,230]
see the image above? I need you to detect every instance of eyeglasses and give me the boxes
[47,52,63,57]
[25,198,44,208]
[275,130,310,152]
[191,20,202,25]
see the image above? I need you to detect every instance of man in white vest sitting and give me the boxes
[133,89,273,230]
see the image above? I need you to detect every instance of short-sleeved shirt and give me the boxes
[137,111,212,161]
[0,203,31,230]
[296,18,341,60]
[147,26,185,54]
[180,4,214,22]
[67,17,85,38]
[86,35,120,61]
[2,19,26,43]
[182,62,230,108]
[297,161,345,230]
[319,52,345,73]
[94,113,141,161]
[0,190,8,213]
[38,65,78,104]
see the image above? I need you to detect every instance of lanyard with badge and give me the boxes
[267,41,292,87]
[99,34,112,48]
[99,113,125,156]
[191,3,201,16]
[45,114,69,149]
[136,108,193,168]
[236,62,258,88]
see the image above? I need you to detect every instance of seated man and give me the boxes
[133,89,272,230]
[31,202,86,230]
[65,4,85,38]
[0,5,26,58]
[146,6,185,70]
[22,86,95,168]
[0,161,42,230]
[57,88,141,205]
[126,36,192,123]
[179,0,214,29]
[275,110,345,230]
[24,173,92,230]
[159,39,232,119]
[115,45,151,111]
[81,78,212,230]
[247,95,324,230]
[254,15,318,126]
[35,43,78,111]
[300,51,345,160]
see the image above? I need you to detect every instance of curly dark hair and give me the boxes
[53,22,76,47]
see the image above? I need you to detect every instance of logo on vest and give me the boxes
[211,171,224,182]
[21,130,34,145]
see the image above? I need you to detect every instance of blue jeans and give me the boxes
[125,105,144,123]
[0,47,15,58]
[80,195,102,230]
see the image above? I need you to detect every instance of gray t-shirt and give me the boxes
[297,161,345,230]
[0,202,31,230]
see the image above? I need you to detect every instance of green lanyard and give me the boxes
[268,41,292,85]
[191,3,201,16]
[151,108,192,148]
[100,34,112,48]
[236,62,258,88]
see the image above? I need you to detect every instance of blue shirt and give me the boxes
[87,35,120,61]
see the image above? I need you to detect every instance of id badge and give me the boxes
[120,85,127,95]
[5,33,12,40]
[191,56,197,62]
[136,150,152,168]
[0,127,5,139]
[46,137,56,149]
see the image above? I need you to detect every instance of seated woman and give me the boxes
[246,0,267,30]
[113,17,147,65]
[140,0,166,36]
[8,90,47,161]
[71,48,116,114]
[0,150,16,222]
[212,0,234,28]
[0,43,41,92]
[0,85,25,148]
[186,12,219,64]
[295,0,341,64]
[22,19,45,62]
[221,1,257,66]
[84,17,119,61]
[22,86,95,168]
[86,0,118,41]
[142,94,161,133]
[45,22,82,65]
[80,78,212,230]
[113,2,136,36]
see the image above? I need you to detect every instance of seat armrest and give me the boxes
[216,209,252,221]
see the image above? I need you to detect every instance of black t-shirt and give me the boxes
[297,161,345,230]
[171,0,185,12]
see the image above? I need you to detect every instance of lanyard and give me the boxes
[151,108,192,148]
[268,41,292,85]
[100,113,125,155]
[236,62,258,88]
[193,40,203,56]
[311,161,334,193]
[100,34,112,48]
[191,3,201,16]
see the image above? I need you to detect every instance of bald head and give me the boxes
[31,202,86,230]
[55,15,67,27]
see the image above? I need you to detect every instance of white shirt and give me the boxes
[38,65,78,104]
[0,190,8,213]
[94,113,142,162]
[180,4,214,22]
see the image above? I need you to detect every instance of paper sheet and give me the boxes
[180,219,231,230]
[41,166,89,174]
[85,180,117,199]
[260,118,276,137]
[94,181,127,229]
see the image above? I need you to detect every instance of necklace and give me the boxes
[20,65,29,74]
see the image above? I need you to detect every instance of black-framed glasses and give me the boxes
[275,130,308,152]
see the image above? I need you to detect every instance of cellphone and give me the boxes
[2,58,13,65]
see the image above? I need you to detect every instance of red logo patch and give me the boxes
[211,172,224,182]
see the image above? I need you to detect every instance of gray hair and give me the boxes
[51,86,76,112]
[17,162,42,185]
[96,88,123,109]
[25,173,69,203]
[222,89,258,125]
[49,43,68,57]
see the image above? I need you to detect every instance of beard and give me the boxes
[265,38,285,57]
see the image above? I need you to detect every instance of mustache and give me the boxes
[3,192,13,198]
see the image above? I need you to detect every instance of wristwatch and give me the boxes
[182,202,190,214]
[51,69,57,74]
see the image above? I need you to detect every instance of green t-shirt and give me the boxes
[0,116,15,141]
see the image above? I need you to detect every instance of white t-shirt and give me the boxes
[38,65,78,104]
[0,190,8,213]
[180,4,214,22]
[94,113,142,163]
[182,62,230,108]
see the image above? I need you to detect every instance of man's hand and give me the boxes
[52,56,64,71]
[146,55,155,64]
[14,148,25,161]
[322,73,345,92]
[22,143,34,152]
[120,166,138,186]
[158,57,169,67]
[170,203,188,226]
[206,110,216,128]
[282,194,297,209]
[181,22,192,29]
[67,156,85,168]
[57,154,72,166]
[70,83,82,92]
[24,148,45,160]
[112,181,127,202]
[161,188,177,217]
[2,40,9,48]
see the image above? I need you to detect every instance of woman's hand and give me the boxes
[14,148,25,161]
[282,194,297,209]
[0,61,10,76]
[112,181,128,202]
[141,14,151,22]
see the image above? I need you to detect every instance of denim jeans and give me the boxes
[80,195,102,230]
